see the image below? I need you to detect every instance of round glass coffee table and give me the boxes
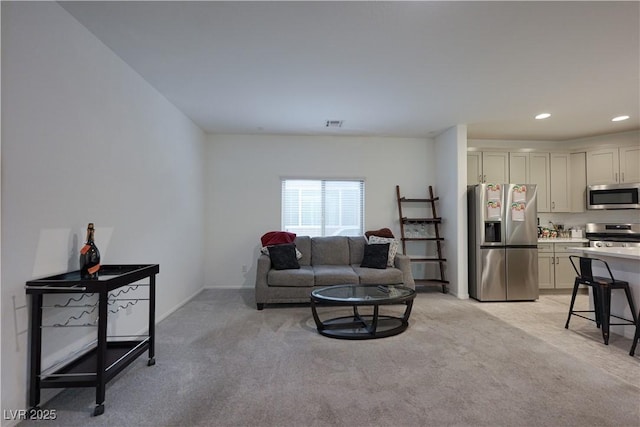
[310,284,416,339]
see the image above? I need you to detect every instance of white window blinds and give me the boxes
[281,179,365,237]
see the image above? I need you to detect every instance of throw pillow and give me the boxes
[360,243,390,269]
[267,244,300,270]
[261,246,303,260]
[368,236,399,267]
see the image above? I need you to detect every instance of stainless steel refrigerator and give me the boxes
[468,184,539,301]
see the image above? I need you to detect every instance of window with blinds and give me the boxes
[281,179,365,237]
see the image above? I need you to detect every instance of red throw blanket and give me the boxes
[260,231,297,247]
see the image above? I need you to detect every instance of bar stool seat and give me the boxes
[565,256,638,345]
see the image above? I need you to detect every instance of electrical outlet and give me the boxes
[242,265,248,273]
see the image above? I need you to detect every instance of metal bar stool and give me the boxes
[565,256,638,345]
[631,310,640,356]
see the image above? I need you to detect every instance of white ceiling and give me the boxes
[60,1,640,141]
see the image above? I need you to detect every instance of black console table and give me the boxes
[25,264,159,416]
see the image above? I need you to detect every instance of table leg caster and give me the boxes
[93,404,104,416]
[147,357,156,366]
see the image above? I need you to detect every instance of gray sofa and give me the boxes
[255,235,415,310]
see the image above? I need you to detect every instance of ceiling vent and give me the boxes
[325,120,344,128]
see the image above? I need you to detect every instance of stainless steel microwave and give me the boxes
[587,183,640,210]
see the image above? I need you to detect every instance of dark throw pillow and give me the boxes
[360,243,390,269]
[268,244,300,270]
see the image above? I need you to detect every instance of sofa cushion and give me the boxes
[313,265,358,286]
[294,236,311,266]
[352,266,404,285]
[311,236,349,265]
[267,266,315,287]
[267,244,300,270]
[360,243,390,269]
[348,236,367,265]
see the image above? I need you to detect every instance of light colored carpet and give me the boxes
[19,289,640,427]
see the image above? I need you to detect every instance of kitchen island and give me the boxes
[569,246,640,339]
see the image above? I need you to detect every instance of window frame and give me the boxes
[281,178,365,237]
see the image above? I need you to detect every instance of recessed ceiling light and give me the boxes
[535,113,551,120]
[611,115,630,122]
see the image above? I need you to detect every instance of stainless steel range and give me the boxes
[585,223,640,248]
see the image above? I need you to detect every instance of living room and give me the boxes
[2,2,639,426]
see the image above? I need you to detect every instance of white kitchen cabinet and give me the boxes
[530,153,551,213]
[538,241,587,290]
[555,254,577,288]
[508,152,551,212]
[554,242,584,288]
[550,153,571,212]
[586,146,640,184]
[586,148,618,184]
[467,152,483,185]
[467,151,509,185]
[483,152,509,183]
[620,145,640,183]
[569,152,586,212]
[537,243,555,290]
[509,152,529,184]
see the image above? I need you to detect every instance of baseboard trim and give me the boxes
[155,286,205,324]
[539,288,588,295]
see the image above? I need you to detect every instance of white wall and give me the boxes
[205,134,436,287]
[0,2,3,417]
[1,2,205,418]
[436,125,469,299]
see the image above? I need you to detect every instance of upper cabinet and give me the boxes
[508,152,529,183]
[467,152,483,185]
[467,152,509,185]
[468,150,586,213]
[586,148,618,184]
[550,153,571,212]
[467,138,636,211]
[483,152,509,183]
[586,146,640,184]
[570,152,587,212]
[509,152,550,212]
[620,146,640,183]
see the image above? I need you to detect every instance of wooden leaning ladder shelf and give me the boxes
[396,185,449,293]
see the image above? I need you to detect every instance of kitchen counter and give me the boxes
[568,246,640,261]
[537,238,589,244]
